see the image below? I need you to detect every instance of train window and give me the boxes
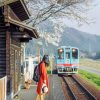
[58,48,64,59]
[72,48,78,59]
[66,52,70,59]
[66,48,70,50]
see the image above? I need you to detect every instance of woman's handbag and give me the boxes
[42,83,48,93]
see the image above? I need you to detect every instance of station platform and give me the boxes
[18,75,65,100]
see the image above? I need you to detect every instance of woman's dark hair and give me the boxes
[42,55,49,66]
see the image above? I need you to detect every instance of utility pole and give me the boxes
[37,41,43,63]
[38,46,40,63]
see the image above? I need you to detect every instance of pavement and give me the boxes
[18,85,37,100]
[18,75,53,100]
[17,75,65,100]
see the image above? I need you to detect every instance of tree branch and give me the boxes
[25,0,90,26]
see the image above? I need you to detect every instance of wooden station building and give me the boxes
[0,0,39,99]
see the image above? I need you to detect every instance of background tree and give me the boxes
[25,0,92,26]
[24,0,93,55]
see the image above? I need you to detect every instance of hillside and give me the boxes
[60,27,100,52]
[25,26,100,56]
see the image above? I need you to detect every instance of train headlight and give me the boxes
[59,49,63,53]
[72,49,76,52]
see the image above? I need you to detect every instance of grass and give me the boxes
[79,69,100,89]
[47,58,54,74]
[80,58,100,70]
[47,63,52,74]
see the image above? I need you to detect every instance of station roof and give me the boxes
[0,0,18,7]
[0,0,30,21]
[8,18,39,39]
[0,0,40,39]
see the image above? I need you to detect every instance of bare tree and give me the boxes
[25,0,91,26]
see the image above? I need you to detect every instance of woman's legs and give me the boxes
[40,94,44,100]
[36,94,40,100]
[36,94,45,100]
[36,94,44,100]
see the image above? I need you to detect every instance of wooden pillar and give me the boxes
[6,31,11,94]
[4,4,10,77]
[6,31,11,79]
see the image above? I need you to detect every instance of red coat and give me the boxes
[37,61,49,95]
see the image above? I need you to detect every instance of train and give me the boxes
[55,46,79,75]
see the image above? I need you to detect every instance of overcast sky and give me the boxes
[64,0,100,35]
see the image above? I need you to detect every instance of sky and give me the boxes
[27,0,100,36]
[63,0,100,35]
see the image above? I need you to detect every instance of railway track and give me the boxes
[60,75,97,100]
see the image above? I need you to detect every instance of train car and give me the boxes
[55,46,79,75]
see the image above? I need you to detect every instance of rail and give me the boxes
[72,76,96,100]
[61,75,97,100]
[62,76,77,100]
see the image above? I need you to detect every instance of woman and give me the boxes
[36,55,49,100]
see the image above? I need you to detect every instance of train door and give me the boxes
[65,48,71,65]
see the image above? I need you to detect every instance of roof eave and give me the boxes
[8,18,39,39]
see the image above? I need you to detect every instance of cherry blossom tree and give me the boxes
[25,0,91,26]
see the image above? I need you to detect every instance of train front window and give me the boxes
[72,48,78,59]
[58,48,64,59]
